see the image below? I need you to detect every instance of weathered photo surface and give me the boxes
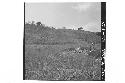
[24,2,105,81]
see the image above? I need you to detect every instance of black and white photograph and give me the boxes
[2,0,125,82]
[24,2,105,81]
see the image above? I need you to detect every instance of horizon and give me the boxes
[25,21,101,33]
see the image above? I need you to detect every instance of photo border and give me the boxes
[101,2,106,81]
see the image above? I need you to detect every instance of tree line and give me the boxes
[25,21,85,30]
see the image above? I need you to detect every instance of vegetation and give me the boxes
[24,21,101,81]
[78,27,83,30]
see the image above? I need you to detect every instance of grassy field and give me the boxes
[24,23,101,81]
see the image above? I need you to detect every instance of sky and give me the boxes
[25,2,101,32]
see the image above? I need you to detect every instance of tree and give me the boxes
[62,27,66,29]
[31,21,35,25]
[51,27,55,29]
[78,27,83,30]
[36,22,42,26]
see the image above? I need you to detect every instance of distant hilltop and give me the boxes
[25,21,101,32]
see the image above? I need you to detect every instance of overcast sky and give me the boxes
[25,2,101,32]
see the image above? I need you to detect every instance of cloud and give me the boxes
[72,3,92,12]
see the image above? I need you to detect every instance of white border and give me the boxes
[0,0,125,83]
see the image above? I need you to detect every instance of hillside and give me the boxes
[25,23,101,45]
[24,23,101,81]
